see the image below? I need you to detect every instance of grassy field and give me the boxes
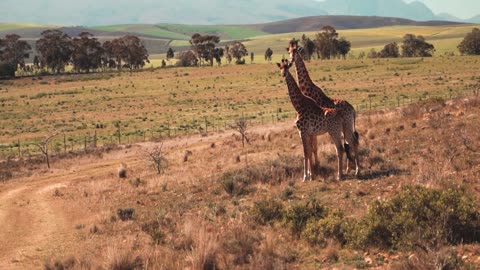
[243,24,480,58]
[1,54,479,157]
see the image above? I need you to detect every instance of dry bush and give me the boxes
[222,223,260,265]
[392,247,463,270]
[104,247,143,270]
[250,234,292,270]
[187,225,220,270]
[44,256,93,270]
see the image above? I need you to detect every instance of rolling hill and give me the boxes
[0,16,476,56]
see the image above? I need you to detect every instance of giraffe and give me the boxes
[288,40,360,176]
[276,59,345,181]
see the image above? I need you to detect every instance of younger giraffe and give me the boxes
[288,41,360,176]
[277,59,345,181]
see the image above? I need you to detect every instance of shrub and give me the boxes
[302,208,348,246]
[250,198,284,225]
[222,225,260,265]
[283,198,327,236]
[117,208,135,221]
[348,186,480,249]
[218,155,304,196]
[219,169,252,196]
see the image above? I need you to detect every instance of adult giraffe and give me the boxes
[288,40,360,176]
[277,59,345,181]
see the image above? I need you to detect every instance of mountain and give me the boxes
[253,15,464,34]
[316,0,437,21]
[0,0,327,26]
[467,15,480,24]
[1,0,471,26]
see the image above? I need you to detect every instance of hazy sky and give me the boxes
[0,0,479,26]
[404,0,479,19]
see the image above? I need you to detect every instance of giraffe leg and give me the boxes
[329,131,344,181]
[311,135,319,166]
[300,132,312,182]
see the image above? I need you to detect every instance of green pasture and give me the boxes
[242,24,480,58]
[91,24,190,40]
[1,54,479,157]
[155,24,267,40]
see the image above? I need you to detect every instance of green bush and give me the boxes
[302,208,350,246]
[348,186,480,249]
[250,198,284,225]
[283,198,327,236]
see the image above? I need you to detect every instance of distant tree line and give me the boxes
[176,33,250,67]
[0,29,149,77]
[298,26,352,61]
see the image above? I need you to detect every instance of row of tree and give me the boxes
[174,34,251,67]
[297,26,352,60]
[2,27,480,77]
[0,30,149,76]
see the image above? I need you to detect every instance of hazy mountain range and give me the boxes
[0,0,479,26]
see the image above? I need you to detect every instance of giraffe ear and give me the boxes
[288,62,293,68]
[276,63,281,68]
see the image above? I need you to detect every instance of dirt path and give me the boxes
[0,121,293,268]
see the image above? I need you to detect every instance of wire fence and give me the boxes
[1,88,478,160]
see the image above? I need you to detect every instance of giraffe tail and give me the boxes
[344,143,353,162]
[353,111,359,146]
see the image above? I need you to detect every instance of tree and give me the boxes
[458,28,480,55]
[401,34,435,57]
[315,25,339,59]
[337,38,351,59]
[378,42,400,58]
[300,34,316,60]
[71,32,104,73]
[225,45,233,64]
[36,30,73,73]
[213,47,224,66]
[250,52,254,63]
[264,47,273,62]
[33,134,57,169]
[189,34,220,66]
[229,42,248,64]
[176,50,198,67]
[121,35,150,69]
[166,47,174,60]
[0,34,31,72]
[145,143,168,174]
[103,36,149,70]
[33,55,40,69]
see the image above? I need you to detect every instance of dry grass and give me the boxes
[3,93,480,269]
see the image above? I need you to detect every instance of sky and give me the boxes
[0,0,479,26]
[404,0,480,19]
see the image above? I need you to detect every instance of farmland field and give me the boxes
[1,54,479,156]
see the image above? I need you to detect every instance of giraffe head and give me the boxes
[287,39,303,61]
[276,59,293,78]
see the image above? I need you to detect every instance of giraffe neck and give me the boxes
[284,71,309,114]
[293,52,333,107]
